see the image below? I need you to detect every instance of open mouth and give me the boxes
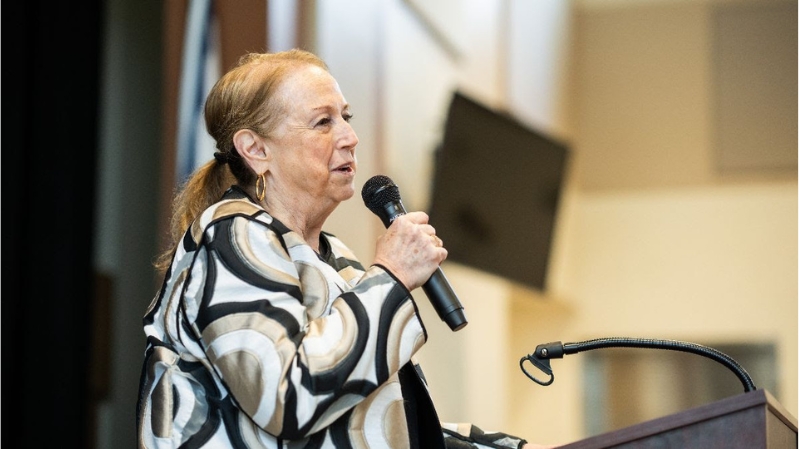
[334,164,354,173]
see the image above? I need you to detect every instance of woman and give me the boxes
[137,49,549,448]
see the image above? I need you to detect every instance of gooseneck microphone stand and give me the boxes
[520,337,757,393]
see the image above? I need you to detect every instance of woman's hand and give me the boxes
[372,211,447,291]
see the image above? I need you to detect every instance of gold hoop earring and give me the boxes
[255,173,266,202]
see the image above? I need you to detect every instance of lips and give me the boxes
[334,163,354,173]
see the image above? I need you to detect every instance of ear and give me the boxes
[233,129,270,174]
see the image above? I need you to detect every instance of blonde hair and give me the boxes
[154,49,329,273]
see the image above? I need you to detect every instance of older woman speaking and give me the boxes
[136,49,549,449]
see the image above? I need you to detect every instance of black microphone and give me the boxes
[361,175,468,332]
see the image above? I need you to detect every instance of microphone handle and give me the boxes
[422,268,468,331]
[378,199,468,331]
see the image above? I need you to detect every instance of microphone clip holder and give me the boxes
[520,341,566,386]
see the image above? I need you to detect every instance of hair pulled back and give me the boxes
[155,49,329,272]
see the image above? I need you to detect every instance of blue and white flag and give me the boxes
[175,0,221,184]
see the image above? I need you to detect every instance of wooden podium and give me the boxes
[558,389,797,448]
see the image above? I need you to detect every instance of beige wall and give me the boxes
[317,0,797,446]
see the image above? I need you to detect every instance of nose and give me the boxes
[338,120,359,153]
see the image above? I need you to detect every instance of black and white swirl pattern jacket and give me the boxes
[137,186,527,449]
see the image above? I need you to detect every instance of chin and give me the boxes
[328,174,356,199]
[338,187,355,201]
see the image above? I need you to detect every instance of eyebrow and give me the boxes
[310,103,350,112]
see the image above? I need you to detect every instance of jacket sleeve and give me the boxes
[409,352,528,449]
[178,215,428,439]
[441,423,528,449]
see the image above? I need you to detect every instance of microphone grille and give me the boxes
[361,175,401,212]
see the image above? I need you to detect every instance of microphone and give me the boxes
[361,175,468,332]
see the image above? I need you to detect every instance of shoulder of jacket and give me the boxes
[190,198,273,243]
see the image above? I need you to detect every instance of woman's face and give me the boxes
[263,64,359,214]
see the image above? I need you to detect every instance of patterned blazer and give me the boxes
[137,186,527,449]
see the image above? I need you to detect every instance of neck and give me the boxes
[262,197,332,252]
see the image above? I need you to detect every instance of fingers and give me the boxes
[374,211,448,290]
[397,210,429,225]
[393,214,444,249]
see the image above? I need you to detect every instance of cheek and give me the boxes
[279,135,335,175]
[304,140,335,167]
[286,152,331,184]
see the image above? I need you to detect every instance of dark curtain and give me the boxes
[3,1,103,447]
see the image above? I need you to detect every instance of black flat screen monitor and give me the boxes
[429,91,569,291]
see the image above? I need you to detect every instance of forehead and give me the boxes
[276,65,346,111]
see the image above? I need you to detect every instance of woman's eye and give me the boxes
[315,113,352,127]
